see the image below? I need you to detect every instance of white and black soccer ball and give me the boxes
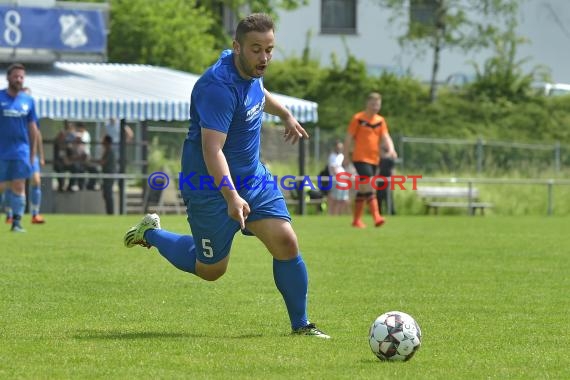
[368,311,422,361]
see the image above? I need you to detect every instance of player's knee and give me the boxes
[284,236,299,255]
[276,235,299,260]
[200,269,226,281]
[196,263,227,281]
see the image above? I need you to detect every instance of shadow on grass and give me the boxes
[73,329,263,340]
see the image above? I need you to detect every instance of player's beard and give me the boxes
[8,81,23,93]
[237,54,265,79]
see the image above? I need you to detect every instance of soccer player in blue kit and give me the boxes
[0,63,38,232]
[124,13,330,338]
[5,87,45,224]
[2,87,44,225]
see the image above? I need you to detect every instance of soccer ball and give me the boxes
[368,311,422,361]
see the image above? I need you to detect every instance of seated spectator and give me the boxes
[72,135,99,191]
[53,121,81,192]
[75,122,92,159]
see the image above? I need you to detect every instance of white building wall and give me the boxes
[517,0,570,83]
[274,0,570,83]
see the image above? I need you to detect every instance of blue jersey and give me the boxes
[182,50,266,195]
[0,89,37,160]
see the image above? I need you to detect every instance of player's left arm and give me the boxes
[263,88,309,144]
[27,100,39,163]
[28,120,38,164]
[381,130,397,159]
[36,128,45,166]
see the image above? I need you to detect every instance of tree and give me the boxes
[196,0,308,53]
[107,0,218,74]
[467,15,549,103]
[63,0,308,73]
[374,0,522,102]
[204,0,308,19]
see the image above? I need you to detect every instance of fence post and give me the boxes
[119,119,127,215]
[476,137,484,174]
[141,121,148,209]
[386,177,392,215]
[468,180,474,216]
[554,141,561,174]
[547,181,553,216]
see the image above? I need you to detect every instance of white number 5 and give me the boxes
[201,239,213,258]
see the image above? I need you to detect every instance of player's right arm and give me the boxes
[201,127,250,230]
[195,81,250,229]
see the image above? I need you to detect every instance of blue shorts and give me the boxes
[31,156,40,174]
[184,175,291,265]
[0,159,32,182]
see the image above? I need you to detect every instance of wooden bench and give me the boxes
[142,184,186,215]
[417,186,493,215]
[282,188,327,214]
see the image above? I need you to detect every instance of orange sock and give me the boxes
[367,196,385,226]
[367,197,381,220]
[352,197,366,226]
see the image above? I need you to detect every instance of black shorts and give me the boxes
[353,162,377,178]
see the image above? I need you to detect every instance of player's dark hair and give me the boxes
[235,13,274,44]
[6,63,25,75]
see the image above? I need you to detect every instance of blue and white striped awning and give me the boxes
[264,93,318,124]
[26,62,318,123]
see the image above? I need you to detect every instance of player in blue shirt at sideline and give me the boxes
[3,87,46,225]
[124,13,329,338]
[0,63,38,232]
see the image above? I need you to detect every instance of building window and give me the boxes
[321,0,357,34]
[410,0,439,27]
[196,1,244,38]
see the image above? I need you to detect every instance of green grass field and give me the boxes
[1,215,569,379]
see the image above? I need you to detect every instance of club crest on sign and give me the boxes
[59,14,88,48]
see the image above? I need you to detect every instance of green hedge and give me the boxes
[264,55,570,175]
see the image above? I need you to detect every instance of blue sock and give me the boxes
[4,189,13,217]
[273,254,309,330]
[145,229,196,274]
[10,194,25,222]
[31,186,41,216]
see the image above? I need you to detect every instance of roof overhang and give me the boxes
[25,62,318,123]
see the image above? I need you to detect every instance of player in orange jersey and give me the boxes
[343,92,397,228]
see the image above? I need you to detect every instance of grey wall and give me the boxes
[274,0,570,83]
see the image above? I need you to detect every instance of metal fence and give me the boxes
[413,176,570,216]
[273,175,570,216]
[36,172,570,216]
[307,130,567,175]
[397,136,565,174]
